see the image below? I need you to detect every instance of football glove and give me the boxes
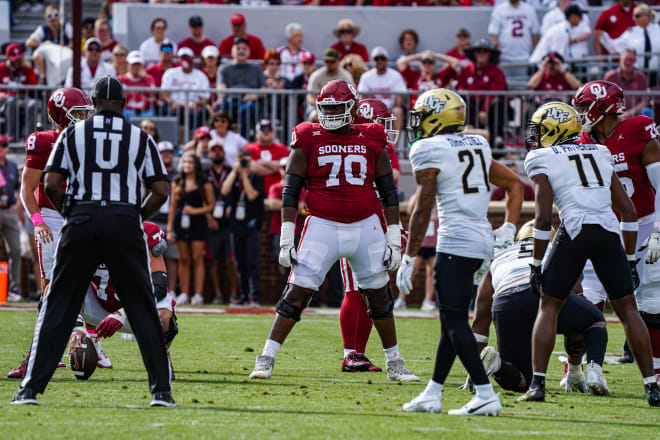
[629,257,640,290]
[396,254,416,295]
[383,224,402,271]
[278,221,297,268]
[493,222,517,250]
[643,232,660,264]
[96,308,127,338]
[529,264,542,297]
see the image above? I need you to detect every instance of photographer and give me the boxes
[221,148,264,306]
[527,52,581,104]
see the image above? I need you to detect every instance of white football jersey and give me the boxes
[524,143,619,239]
[488,1,540,62]
[490,241,533,297]
[410,133,493,260]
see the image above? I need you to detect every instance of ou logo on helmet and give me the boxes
[358,103,373,120]
[51,91,66,108]
[423,95,446,114]
[346,82,357,98]
[589,83,607,100]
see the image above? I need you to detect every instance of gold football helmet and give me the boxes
[515,220,556,242]
[526,101,582,148]
[408,88,466,143]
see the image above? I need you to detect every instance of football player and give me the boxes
[397,88,523,415]
[9,88,94,378]
[574,81,660,372]
[470,220,610,395]
[519,101,660,406]
[250,80,418,382]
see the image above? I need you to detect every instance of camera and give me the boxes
[240,158,249,168]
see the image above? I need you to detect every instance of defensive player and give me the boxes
[520,101,660,406]
[397,88,523,415]
[9,88,94,378]
[471,220,610,395]
[574,80,660,372]
[250,80,418,382]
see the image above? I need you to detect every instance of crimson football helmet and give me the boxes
[48,87,94,129]
[143,222,168,257]
[354,98,399,144]
[572,80,625,133]
[316,79,358,130]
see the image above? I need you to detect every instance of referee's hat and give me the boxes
[92,75,124,101]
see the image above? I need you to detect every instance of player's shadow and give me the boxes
[504,414,660,430]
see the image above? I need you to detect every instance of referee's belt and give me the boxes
[75,200,138,208]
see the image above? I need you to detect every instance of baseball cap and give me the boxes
[231,13,246,25]
[84,37,102,51]
[546,51,565,63]
[371,46,389,60]
[189,15,203,27]
[323,48,340,61]
[420,51,435,62]
[209,139,224,151]
[92,75,124,101]
[202,45,219,59]
[0,135,13,144]
[233,37,249,47]
[177,47,194,59]
[256,119,272,132]
[238,146,252,156]
[5,43,23,61]
[195,126,211,139]
[126,51,144,65]
[301,51,315,63]
[158,141,174,153]
[160,40,174,52]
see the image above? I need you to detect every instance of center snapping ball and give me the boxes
[69,333,98,380]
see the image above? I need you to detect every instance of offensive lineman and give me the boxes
[397,88,523,415]
[250,79,418,382]
[519,101,660,406]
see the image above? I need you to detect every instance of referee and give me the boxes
[12,76,174,407]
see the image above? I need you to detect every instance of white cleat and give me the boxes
[448,394,501,416]
[176,293,190,305]
[420,300,437,312]
[393,298,406,311]
[585,361,610,396]
[249,355,275,379]
[386,358,419,382]
[93,337,113,369]
[564,366,586,393]
[480,346,501,377]
[403,392,442,413]
[190,294,204,305]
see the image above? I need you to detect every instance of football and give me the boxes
[69,333,98,380]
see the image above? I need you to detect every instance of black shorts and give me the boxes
[433,252,483,313]
[542,224,633,300]
[417,247,435,260]
[207,228,233,259]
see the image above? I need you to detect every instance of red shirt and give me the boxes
[595,2,636,54]
[92,265,121,313]
[267,180,306,236]
[532,72,570,92]
[292,122,386,223]
[373,0,432,4]
[178,37,216,57]
[304,0,353,4]
[579,115,659,218]
[119,73,155,111]
[329,41,369,62]
[24,130,60,210]
[0,62,39,96]
[245,141,290,194]
[454,62,507,111]
[218,34,266,60]
[146,62,178,87]
[402,66,453,106]
[446,48,467,61]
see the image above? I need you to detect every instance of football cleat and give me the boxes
[176,293,190,305]
[8,352,29,379]
[480,346,501,377]
[150,391,176,407]
[518,386,545,402]
[585,362,610,396]
[448,394,501,416]
[564,365,586,393]
[646,382,660,407]
[190,294,204,305]
[11,387,38,405]
[341,352,382,372]
[403,392,442,413]
[249,355,275,379]
[616,351,635,364]
[386,358,419,382]
[92,336,113,369]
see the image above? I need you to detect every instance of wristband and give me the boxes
[620,221,639,232]
[31,212,45,227]
[473,333,489,344]
[112,308,128,326]
[531,258,543,267]
[532,227,552,240]
[386,224,401,248]
[627,254,637,262]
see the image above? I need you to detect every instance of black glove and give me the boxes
[529,264,543,297]
[630,259,640,290]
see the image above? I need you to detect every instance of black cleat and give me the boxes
[11,387,38,405]
[517,386,545,402]
[645,382,660,407]
[616,352,635,364]
[150,391,176,407]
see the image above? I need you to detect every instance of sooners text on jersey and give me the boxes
[579,115,660,218]
[24,130,60,211]
[291,122,387,223]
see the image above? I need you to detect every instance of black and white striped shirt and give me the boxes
[45,111,168,206]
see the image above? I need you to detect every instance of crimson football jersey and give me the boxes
[291,122,387,223]
[92,265,121,313]
[579,115,660,218]
[24,130,60,211]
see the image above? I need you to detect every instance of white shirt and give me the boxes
[33,42,72,87]
[357,68,407,109]
[524,143,619,239]
[530,21,571,64]
[161,67,210,105]
[139,36,177,67]
[28,23,73,45]
[610,24,660,72]
[490,242,534,296]
[210,129,248,166]
[65,59,116,96]
[540,11,591,59]
[409,133,494,260]
[488,1,540,62]
[277,45,308,82]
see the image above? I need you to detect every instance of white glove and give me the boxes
[396,254,416,295]
[493,222,517,250]
[383,224,402,271]
[278,222,297,268]
[643,231,660,264]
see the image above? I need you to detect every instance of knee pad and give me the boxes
[275,284,313,322]
[151,271,167,301]
[564,334,585,359]
[163,316,178,348]
[360,284,394,320]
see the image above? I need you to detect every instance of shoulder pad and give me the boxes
[628,115,658,142]
[290,122,318,149]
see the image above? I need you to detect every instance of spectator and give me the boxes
[488,0,540,76]
[209,110,249,167]
[330,19,369,62]
[289,51,316,90]
[446,28,471,66]
[277,22,308,82]
[183,126,213,170]
[397,29,419,60]
[397,50,459,106]
[220,148,265,306]
[541,0,572,34]
[217,37,266,139]
[206,140,239,305]
[245,119,289,194]
[178,15,216,64]
[307,48,354,111]
[357,47,407,134]
[161,47,210,131]
[81,17,96,52]
[111,44,128,76]
[0,44,39,140]
[140,119,161,143]
[530,6,591,64]
[93,18,118,64]
[263,50,287,90]
[604,49,652,118]
[140,18,177,67]
[25,4,72,49]
[119,51,156,119]
[202,45,221,88]
[0,135,22,300]
[32,41,72,86]
[594,0,636,56]
[527,52,581,103]
[66,38,116,92]
[167,152,215,306]
[613,4,660,86]
[218,13,266,61]
[146,40,177,87]
[340,53,368,86]
[373,0,433,4]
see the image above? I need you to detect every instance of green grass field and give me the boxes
[1,309,659,439]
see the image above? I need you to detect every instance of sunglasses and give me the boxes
[0,143,8,148]
[87,47,101,52]
[302,60,315,65]
[153,26,166,31]
[634,13,646,18]
[338,29,353,35]
[47,13,59,19]
[142,125,156,131]
[343,62,352,68]
[113,52,127,57]
[421,59,435,65]
[161,47,174,53]
[374,56,387,61]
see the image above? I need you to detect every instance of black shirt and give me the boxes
[227,172,264,229]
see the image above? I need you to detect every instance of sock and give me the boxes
[262,339,281,359]
[493,360,527,392]
[423,379,444,396]
[568,362,582,374]
[383,344,400,361]
[644,376,657,385]
[344,348,355,357]
[354,293,373,354]
[584,325,607,366]
[474,383,495,399]
[648,328,660,375]
[340,290,360,352]
[531,372,546,389]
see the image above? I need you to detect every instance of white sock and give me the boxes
[262,339,281,358]
[474,383,496,399]
[643,376,657,385]
[344,349,356,358]
[532,371,546,377]
[568,362,582,374]
[383,344,400,361]
[423,379,443,396]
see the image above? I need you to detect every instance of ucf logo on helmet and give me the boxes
[423,95,446,114]
[546,107,569,123]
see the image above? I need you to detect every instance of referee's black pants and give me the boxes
[21,205,171,395]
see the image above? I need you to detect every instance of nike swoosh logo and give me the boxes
[467,400,494,413]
